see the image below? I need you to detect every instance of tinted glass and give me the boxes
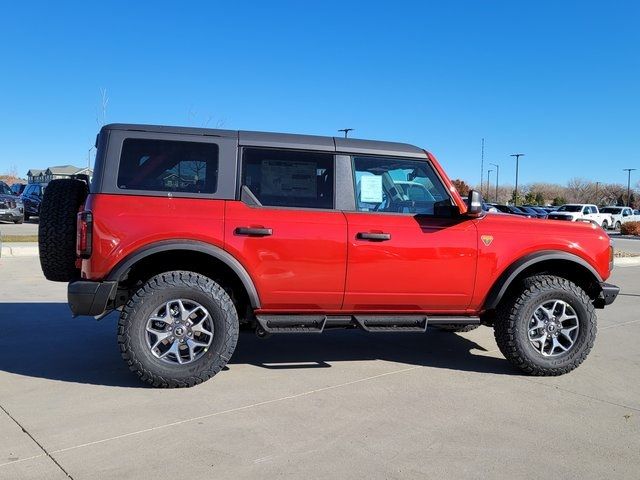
[118,139,219,193]
[242,148,334,209]
[352,156,450,214]
[0,182,11,195]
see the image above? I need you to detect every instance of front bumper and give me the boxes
[594,282,620,308]
[68,280,117,317]
[0,207,23,222]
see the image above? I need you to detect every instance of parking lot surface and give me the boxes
[0,220,38,237]
[0,256,638,479]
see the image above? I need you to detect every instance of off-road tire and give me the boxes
[494,275,597,376]
[435,324,480,332]
[118,271,239,388]
[38,179,88,281]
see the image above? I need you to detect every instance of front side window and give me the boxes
[352,156,451,214]
[242,148,334,209]
[117,138,219,194]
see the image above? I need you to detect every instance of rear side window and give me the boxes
[242,148,334,209]
[117,139,219,193]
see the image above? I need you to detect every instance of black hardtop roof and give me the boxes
[102,123,427,158]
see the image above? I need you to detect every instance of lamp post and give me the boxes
[623,168,637,206]
[490,163,499,203]
[487,169,493,200]
[510,153,525,205]
[338,128,354,138]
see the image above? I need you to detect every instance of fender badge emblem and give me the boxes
[481,235,493,246]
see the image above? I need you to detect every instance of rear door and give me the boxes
[224,147,347,311]
[342,155,478,312]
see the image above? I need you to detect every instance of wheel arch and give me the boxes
[482,250,603,312]
[106,240,261,310]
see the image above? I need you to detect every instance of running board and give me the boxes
[255,314,479,335]
[256,315,329,333]
[354,315,428,332]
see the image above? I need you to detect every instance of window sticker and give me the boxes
[260,160,317,198]
[360,175,383,203]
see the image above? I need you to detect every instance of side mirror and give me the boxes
[466,190,483,216]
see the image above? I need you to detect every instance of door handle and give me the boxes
[234,227,273,237]
[356,232,391,241]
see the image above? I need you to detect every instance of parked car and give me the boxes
[38,123,618,387]
[547,204,613,229]
[493,204,533,217]
[519,206,547,219]
[523,205,550,218]
[21,183,46,221]
[10,183,26,196]
[600,206,638,230]
[0,181,25,224]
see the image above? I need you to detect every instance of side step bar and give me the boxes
[255,315,480,334]
[354,315,428,332]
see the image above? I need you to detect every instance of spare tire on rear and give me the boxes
[39,179,89,282]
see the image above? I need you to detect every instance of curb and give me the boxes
[2,243,640,266]
[614,256,640,267]
[1,244,39,257]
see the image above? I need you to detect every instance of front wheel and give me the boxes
[601,220,609,229]
[494,275,597,376]
[118,271,239,388]
[615,221,621,230]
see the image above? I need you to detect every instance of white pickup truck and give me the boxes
[600,206,638,230]
[547,204,614,229]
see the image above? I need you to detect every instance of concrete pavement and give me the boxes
[0,256,638,479]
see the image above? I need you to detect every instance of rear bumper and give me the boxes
[594,282,620,308]
[68,280,117,317]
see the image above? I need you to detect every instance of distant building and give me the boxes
[27,165,93,184]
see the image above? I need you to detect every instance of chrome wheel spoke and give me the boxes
[528,299,580,358]
[146,298,214,366]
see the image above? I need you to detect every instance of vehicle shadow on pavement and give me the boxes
[0,303,517,388]
[232,329,518,376]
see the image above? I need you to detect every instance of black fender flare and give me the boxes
[106,240,261,308]
[482,250,603,311]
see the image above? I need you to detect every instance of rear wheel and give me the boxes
[118,271,239,388]
[494,275,597,375]
[38,179,88,281]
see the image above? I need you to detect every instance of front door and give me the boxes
[343,155,478,313]
[224,147,347,312]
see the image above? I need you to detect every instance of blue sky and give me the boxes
[0,0,638,186]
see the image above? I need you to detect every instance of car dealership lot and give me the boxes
[0,256,639,480]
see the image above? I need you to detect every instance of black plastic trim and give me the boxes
[105,240,261,308]
[483,250,604,311]
[594,282,619,308]
[68,280,117,317]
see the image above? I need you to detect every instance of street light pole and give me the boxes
[487,169,493,200]
[338,128,354,138]
[623,168,637,206]
[490,163,499,203]
[510,153,525,205]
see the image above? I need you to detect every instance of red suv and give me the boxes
[38,124,619,387]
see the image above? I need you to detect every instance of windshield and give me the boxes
[601,207,621,213]
[557,205,582,212]
[0,182,13,195]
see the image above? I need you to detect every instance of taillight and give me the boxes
[76,211,93,259]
